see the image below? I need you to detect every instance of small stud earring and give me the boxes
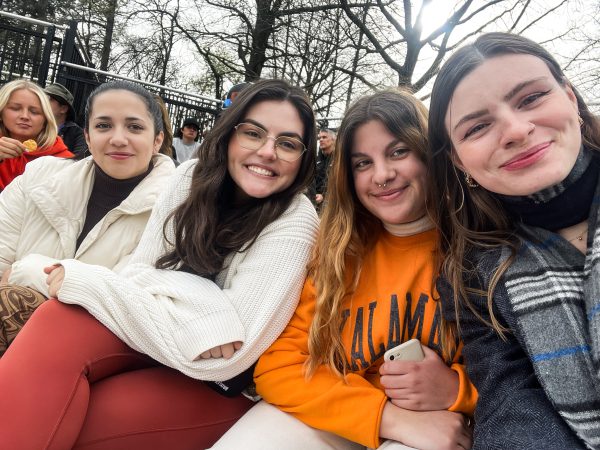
[464,172,478,188]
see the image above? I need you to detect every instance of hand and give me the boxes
[45,264,65,298]
[380,402,472,450]
[0,136,26,161]
[199,341,242,359]
[380,345,459,410]
[0,266,12,284]
[315,193,323,204]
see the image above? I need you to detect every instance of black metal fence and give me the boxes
[0,11,64,86]
[0,11,219,131]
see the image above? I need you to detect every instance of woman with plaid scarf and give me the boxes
[427,32,600,449]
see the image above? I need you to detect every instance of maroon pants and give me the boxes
[0,300,253,450]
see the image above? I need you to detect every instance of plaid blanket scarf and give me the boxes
[502,176,600,448]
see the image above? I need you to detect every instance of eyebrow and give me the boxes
[351,139,405,157]
[92,116,146,121]
[242,118,303,139]
[452,77,548,132]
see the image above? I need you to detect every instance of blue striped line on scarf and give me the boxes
[532,344,591,362]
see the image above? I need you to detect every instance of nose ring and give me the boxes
[377,183,387,188]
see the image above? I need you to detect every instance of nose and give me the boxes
[372,161,395,188]
[109,126,128,146]
[255,137,277,160]
[499,111,534,148]
[17,108,30,120]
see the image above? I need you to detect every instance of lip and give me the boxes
[245,164,277,177]
[500,142,551,171]
[16,123,31,128]
[371,186,407,200]
[106,152,134,160]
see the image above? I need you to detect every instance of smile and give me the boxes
[372,186,407,200]
[501,142,551,171]
[246,165,276,177]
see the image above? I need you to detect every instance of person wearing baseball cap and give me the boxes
[44,83,88,158]
[172,117,201,163]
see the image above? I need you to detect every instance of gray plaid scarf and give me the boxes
[501,171,600,448]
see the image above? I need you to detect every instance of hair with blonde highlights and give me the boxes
[428,32,600,337]
[306,89,432,377]
[0,79,57,147]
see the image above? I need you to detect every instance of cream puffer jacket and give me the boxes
[0,153,175,296]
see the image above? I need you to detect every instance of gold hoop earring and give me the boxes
[464,172,478,188]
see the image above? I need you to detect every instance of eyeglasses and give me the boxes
[234,122,306,162]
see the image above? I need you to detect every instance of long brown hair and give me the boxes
[306,89,430,377]
[156,79,316,278]
[427,32,600,336]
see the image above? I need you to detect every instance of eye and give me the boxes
[352,159,371,171]
[29,108,41,115]
[519,90,550,108]
[390,147,409,158]
[276,138,302,152]
[463,123,488,139]
[94,122,111,129]
[128,123,145,131]
[238,124,264,140]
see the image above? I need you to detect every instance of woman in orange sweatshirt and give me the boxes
[211,90,477,450]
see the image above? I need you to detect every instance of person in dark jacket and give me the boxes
[428,32,599,449]
[44,82,88,158]
[313,128,336,211]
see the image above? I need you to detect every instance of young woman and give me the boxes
[0,80,175,355]
[212,90,476,450]
[428,32,600,449]
[0,79,74,190]
[0,79,318,449]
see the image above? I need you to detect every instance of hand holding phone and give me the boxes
[380,343,460,411]
[383,339,425,362]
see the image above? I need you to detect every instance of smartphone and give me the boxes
[383,339,425,362]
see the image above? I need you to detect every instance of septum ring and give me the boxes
[377,183,387,188]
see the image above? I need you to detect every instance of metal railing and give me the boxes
[0,10,219,130]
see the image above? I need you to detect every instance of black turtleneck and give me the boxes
[76,163,153,250]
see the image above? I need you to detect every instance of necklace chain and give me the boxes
[566,223,588,243]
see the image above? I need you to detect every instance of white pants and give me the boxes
[208,401,416,450]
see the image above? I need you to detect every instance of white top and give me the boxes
[0,154,175,296]
[173,137,200,163]
[57,160,319,381]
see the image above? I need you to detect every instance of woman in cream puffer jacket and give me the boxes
[0,80,176,355]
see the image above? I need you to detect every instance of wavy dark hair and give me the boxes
[156,79,316,278]
[427,32,600,337]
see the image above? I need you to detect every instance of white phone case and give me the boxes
[383,339,425,362]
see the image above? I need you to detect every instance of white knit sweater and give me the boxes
[58,160,319,381]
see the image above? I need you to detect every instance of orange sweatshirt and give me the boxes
[255,229,477,448]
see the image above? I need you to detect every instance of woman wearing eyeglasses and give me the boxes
[0,79,318,450]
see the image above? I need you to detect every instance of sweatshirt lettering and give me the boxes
[343,292,446,367]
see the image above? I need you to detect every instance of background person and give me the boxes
[313,127,336,209]
[0,79,319,450]
[0,79,73,190]
[428,32,598,449]
[172,116,201,163]
[44,82,89,158]
[0,80,175,355]
[212,90,476,450]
